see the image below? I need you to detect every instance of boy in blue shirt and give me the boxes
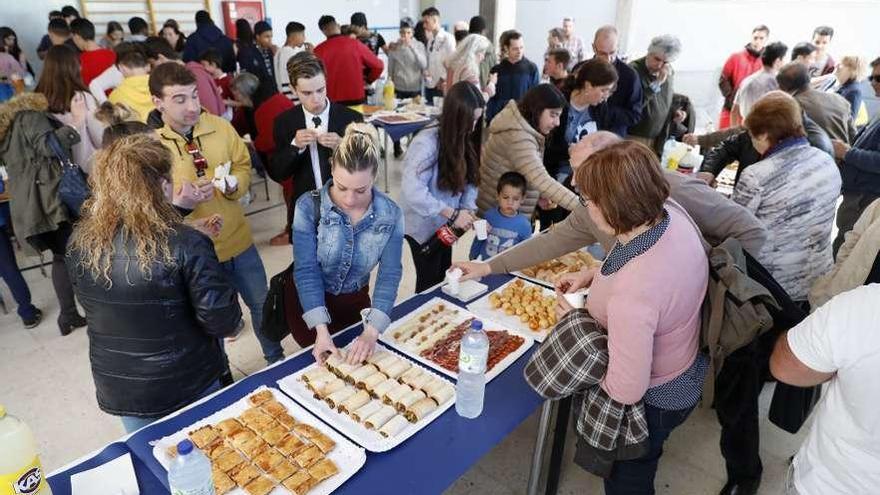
[470,171,533,260]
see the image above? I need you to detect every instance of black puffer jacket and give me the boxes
[67,225,242,417]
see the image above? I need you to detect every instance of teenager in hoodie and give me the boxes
[182,10,236,74]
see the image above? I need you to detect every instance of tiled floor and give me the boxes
[0,152,806,494]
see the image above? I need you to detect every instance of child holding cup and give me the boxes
[469,171,533,260]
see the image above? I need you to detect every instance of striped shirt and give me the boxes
[733,139,841,301]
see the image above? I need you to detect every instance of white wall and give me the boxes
[622,0,880,124]
[3,0,68,75]
[432,0,479,30]
[516,0,617,65]
[263,0,404,46]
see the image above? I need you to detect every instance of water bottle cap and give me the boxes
[177,439,194,455]
[471,319,483,331]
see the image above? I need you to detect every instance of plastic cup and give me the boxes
[473,219,488,240]
[446,268,463,294]
[562,290,587,309]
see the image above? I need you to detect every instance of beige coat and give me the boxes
[478,100,578,217]
[809,199,880,308]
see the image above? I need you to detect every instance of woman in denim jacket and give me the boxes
[292,123,404,365]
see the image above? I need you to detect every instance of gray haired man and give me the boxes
[627,34,683,150]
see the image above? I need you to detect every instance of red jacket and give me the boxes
[185,62,227,117]
[314,35,384,105]
[80,49,116,86]
[254,93,295,154]
[720,47,763,108]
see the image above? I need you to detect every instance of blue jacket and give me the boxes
[292,182,404,333]
[593,58,643,137]
[842,117,880,196]
[837,81,863,120]
[182,23,236,74]
[486,58,541,122]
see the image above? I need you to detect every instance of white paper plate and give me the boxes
[150,386,366,495]
[467,278,562,343]
[277,344,456,452]
[378,297,534,382]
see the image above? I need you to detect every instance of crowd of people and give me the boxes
[0,5,878,495]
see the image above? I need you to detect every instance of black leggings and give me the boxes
[406,235,452,294]
[33,224,80,320]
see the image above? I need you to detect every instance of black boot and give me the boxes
[58,314,87,336]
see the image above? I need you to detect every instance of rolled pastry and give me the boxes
[366,350,390,365]
[338,389,371,414]
[314,377,346,398]
[334,362,359,379]
[406,373,432,391]
[324,353,344,371]
[396,389,427,412]
[383,360,412,379]
[325,386,356,409]
[351,400,384,423]
[359,371,388,391]
[379,415,410,438]
[364,405,397,430]
[429,384,455,405]
[373,354,399,373]
[306,374,336,394]
[421,378,446,396]
[405,397,439,423]
[398,367,423,384]
[303,367,333,383]
[384,383,412,405]
[371,378,399,399]
[349,364,379,384]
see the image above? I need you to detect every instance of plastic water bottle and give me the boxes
[167,439,214,495]
[0,405,53,495]
[456,319,489,418]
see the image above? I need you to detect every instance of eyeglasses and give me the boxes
[185,141,208,177]
[870,75,880,83]
[578,194,590,207]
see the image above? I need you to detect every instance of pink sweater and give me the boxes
[587,206,708,405]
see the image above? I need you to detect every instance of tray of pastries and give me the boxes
[152,386,365,495]
[513,250,601,288]
[378,298,532,382]
[277,345,455,452]
[467,278,558,342]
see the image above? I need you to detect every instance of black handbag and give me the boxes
[260,190,321,342]
[46,130,90,217]
[769,382,822,434]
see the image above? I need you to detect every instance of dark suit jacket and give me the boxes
[267,103,363,202]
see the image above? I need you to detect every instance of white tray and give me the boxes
[511,270,556,289]
[277,344,456,452]
[467,278,559,343]
[150,386,366,495]
[378,297,534,382]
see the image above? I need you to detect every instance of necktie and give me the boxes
[312,116,322,129]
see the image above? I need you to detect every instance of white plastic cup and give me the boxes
[446,268,463,295]
[473,219,488,240]
[562,290,587,309]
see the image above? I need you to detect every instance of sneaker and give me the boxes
[22,308,43,329]
[225,318,246,343]
[58,314,87,336]
[269,231,291,246]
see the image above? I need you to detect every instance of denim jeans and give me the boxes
[118,379,222,433]
[220,244,284,364]
[0,227,37,320]
[604,403,696,495]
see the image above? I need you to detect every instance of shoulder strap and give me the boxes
[45,130,72,165]
[311,189,321,230]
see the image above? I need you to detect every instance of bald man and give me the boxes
[588,26,643,137]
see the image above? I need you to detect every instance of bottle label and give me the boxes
[459,348,487,374]
[0,456,46,495]
[170,482,214,495]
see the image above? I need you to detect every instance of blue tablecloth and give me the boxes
[372,118,433,144]
[48,274,544,495]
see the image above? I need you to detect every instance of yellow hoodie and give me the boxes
[158,112,253,261]
[108,74,153,122]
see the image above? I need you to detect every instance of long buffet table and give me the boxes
[47,274,547,495]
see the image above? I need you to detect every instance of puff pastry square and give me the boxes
[275,434,307,457]
[188,425,220,449]
[276,412,297,430]
[310,432,336,454]
[212,468,236,495]
[267,459,299,482]
[292,445,323,469]
[290,476,319,495]
[248,390,274,406]
[249,419,280,437]
[292,423,321,440]
[229,429,257,451]
[307,458,338,482]
[242,474,276,495]
[259,399,288,418]
[216,418,245,438]
[252,447,285,472]
[239,436,268,459]
[261,423,290,446]
[208,444,234,461]
[239,408,275,429]
[230,462,261,487]
[281,471,313,491]
[214,450,245,473]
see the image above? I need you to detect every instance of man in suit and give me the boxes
[777,62,856,144]
[268,52,362,239]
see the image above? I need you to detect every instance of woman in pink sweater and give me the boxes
[557,141,709,493]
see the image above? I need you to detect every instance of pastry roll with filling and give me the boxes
[363,405,397,430]
[424,380,455,405]
[384,383,412,405]
[302,367,333,383]
[325,386,357,409]
[396,389,427,412]
[379,415,410,438]
[333,361,359,379]
[348,364,379,384]
[398,367,423,384]
[337,389,370,414]
[358,370,388,391]
[383,360,412,379]
[313,377,346,399]
[366,350,390,365]
[405,397,439,423]
[370,377,398,399]
[351,400,384,423]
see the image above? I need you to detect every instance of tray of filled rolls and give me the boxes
[378,298,533,382]
[277,344,456,452]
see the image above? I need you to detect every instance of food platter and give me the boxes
[378,298,533,382]
[151,386,365,495]
[512,250,601,288]
[467,278,559,343]
[277,344,455,452]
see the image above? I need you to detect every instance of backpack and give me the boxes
[260,190,321,342]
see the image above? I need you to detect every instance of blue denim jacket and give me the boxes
[292,182,404,333]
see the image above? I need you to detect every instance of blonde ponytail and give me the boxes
[331,122,381,177]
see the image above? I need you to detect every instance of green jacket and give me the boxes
[628,56,675,140]
[0,93,79,249]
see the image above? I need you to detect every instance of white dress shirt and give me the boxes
[297,99,331,187]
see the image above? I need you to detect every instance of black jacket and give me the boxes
[267,103,363,202]
[700,113,833,184]
[182,22,236,74]
[841,117,880,196]
[68,225,242,417]
[592,58,643,137]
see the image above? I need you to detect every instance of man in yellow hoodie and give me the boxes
[107,45,153,121]
[149,62,285,365]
